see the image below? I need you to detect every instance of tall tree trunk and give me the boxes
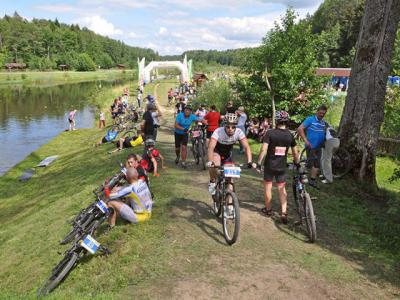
[339,0,400,187]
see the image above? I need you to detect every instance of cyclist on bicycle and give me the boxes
[256,110,299,224]
[174,105,205,168]
[107,167,153,228]
[207,113,254,195]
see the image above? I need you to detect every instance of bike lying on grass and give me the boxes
[210,164,242,245]
[60,164,126,245]
[290,161,317,243]
[37,195,112,296]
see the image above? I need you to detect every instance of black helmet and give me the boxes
[145,139,155,147]
[275,110,290,122]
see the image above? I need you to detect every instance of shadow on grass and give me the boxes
[238,167,400,290]
[168,197,227,246]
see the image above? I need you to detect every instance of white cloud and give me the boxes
[159,27,168,35]
[128,31,139,38]
[78,15,123,36]
[35,4,79,13]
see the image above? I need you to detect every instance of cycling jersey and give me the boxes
[110,180,153,213]
[211,127,246,157]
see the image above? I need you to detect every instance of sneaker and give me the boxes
[321,179,331,184]
[181,161,187,169]
[280,213,288,225]
[208,182,216,195]
[319,175,325,179]
[175,156,179,164]
[308,179,319,189]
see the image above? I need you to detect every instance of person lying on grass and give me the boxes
[140,138,166,177]
[95,127,120,146]
[106,167,153,228]
[108,134,143,153]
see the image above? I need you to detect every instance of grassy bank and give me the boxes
[0,69,136,87]
[0,80,399,298]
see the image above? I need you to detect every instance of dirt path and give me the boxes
[126,81,398,299]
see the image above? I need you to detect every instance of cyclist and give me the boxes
[204,105,221,146]
[174,105,205,168]
[297,104,328,188]
[126,154,149,186]
[110,134,143,153]
[207,113,254,195]
[95,126,120,146]
[140,139,165,177]
[256,111,299,224]
[107,168,153,228]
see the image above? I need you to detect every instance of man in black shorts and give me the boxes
[256,111,299,224]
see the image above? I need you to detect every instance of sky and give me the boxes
[0,0,324,55]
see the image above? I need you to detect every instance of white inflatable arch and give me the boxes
[138,55,191,84]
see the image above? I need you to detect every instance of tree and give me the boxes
[76,53,96,71]
[338,0,400,186]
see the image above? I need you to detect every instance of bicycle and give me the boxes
[300,146,352,178]
[190,125,207,170]
[210,164,242,245]
[60,166,126,245]
[291,161,317,243]
[38,199,112,296]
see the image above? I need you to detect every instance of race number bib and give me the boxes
[275,147,287,156]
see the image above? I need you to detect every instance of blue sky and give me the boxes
[1,0,324,55]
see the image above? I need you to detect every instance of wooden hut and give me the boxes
[5,63,27,71]
[192,73,208,86]
[59,64,69,71]
[117,64,126,69]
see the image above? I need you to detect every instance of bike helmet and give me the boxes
[275,110,290,122]
[225,113,238,125]
[145,138,155,147]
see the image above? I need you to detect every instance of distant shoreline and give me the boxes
[0,69,136,87]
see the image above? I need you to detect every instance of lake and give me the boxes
[0,80,127,175]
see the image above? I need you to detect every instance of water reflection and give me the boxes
[0,80,127,175]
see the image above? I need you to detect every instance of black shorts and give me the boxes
[264,170,286,185]
[306,147,322,169]
[214,150,233,164]
[206,131,214,139]
[68,118,73,124]
[175,133,189,148]
[101,137,108,144]
[123,138,133,148]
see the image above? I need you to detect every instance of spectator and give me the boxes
[99,110,106,128]
[258,115,270,141]
[236,106,247,153]
[142,103,155,140]
[321,124,340,184]
[68,109,77,131]
[247,117,260,138]
[151,104,162,141]
[297,104,328,189]
[225,100,236,114]
[204,105,221,146]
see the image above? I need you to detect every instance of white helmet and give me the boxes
[225,113,238,125]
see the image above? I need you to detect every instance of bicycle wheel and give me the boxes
[212,184,222,217]
[123,130,137,139]
[199,141,206,170]
[303,192,317,243]
[222,191,240,245]
[37,252,79,296]
[192,141,199,165]
[60,213,95,245]
[332,148,352,178]
[292,179,303,221]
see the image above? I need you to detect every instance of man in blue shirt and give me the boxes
[175,105,204,168]
[297,104,328,188]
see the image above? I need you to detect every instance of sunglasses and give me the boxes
[225,125,236,130]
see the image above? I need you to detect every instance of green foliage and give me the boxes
[310,0,365,67]
[0,14,158,70]
[392,30,400,75]
[234,9,326,122]
[76,53,96,71]
[389,168,400,183]
[382,86,400,138]
[193,79,233,112]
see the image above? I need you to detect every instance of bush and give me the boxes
[76,53,96,71]
[28,57,56,70]
[96,53,114,69]
[21,74,27,80]
[192,79,234,112]
[382,86,400,138]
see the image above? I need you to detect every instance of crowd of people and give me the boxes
[92,80,338,230]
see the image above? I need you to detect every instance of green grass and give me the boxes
[0,70,136,87]
[0,80,399,298]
